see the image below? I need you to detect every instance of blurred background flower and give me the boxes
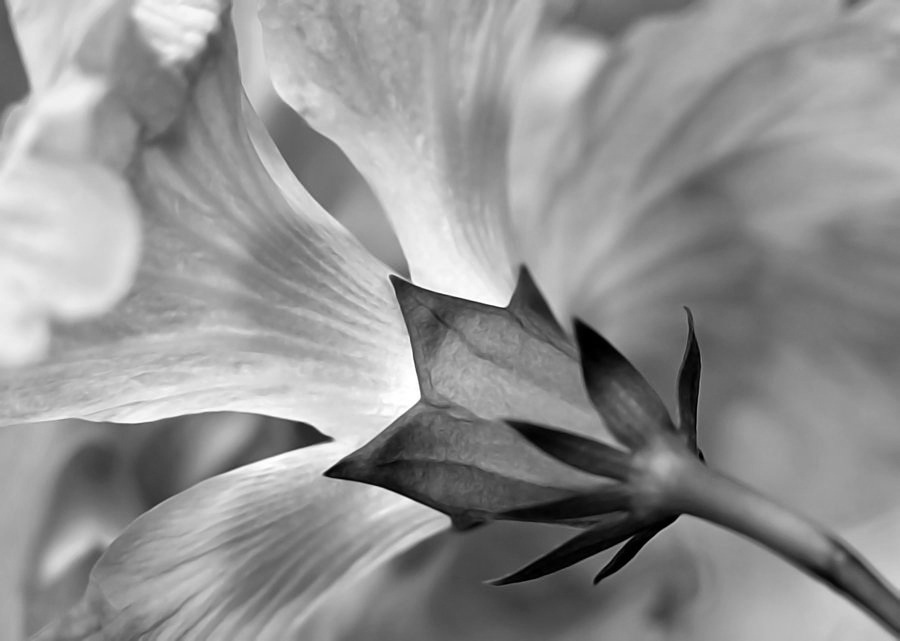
[2,1,900,640]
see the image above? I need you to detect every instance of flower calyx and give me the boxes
[325,267,609,531]
[326,268,705,586]
[489,308,706,585]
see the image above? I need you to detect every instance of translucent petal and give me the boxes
[0,73,141,367]
[34,439,447,640]
[0,24,419,432]
[260,0,542,305]
[0,155,139,363]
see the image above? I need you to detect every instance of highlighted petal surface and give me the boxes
[34,439,447,641]
[261,0,541,305]
[0,23,418,432]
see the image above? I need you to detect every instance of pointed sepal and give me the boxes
[505,420,632,481]
[676,307,701,450]
[488,515,643,586]
[325,401,603,527]
[506,266,572,352]
[592,517,676,584]
[388,275,602,436]
[574,319,676,449]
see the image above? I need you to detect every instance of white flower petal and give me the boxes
[0,73,141,367]
[0,24,419,434]
[260,0,542,305]
[34,440,447,641]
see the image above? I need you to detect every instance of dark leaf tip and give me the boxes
[504,419,632,480]
[322,456,363,482]
[676,307,702,446]
[573,318,673,448]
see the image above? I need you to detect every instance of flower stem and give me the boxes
[666,458,900,637]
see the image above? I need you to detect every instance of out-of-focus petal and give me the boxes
[0,69,140,368]
[509,31,607,250]
[5,0,110,91]
[561,0,695,36]
[8,0,223,131]
[0,20,419,431]
[34,439,447,641]
[1,0,238,366]
[518,0,840,312]
[0,75,140,366]
[0,421,143,640]
[260,0,541,305]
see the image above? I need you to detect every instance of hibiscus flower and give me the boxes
[3,0,900,639]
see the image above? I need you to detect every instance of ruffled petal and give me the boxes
[33,439,447,641]
[260,0,542,305]
[0,17,419,431]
